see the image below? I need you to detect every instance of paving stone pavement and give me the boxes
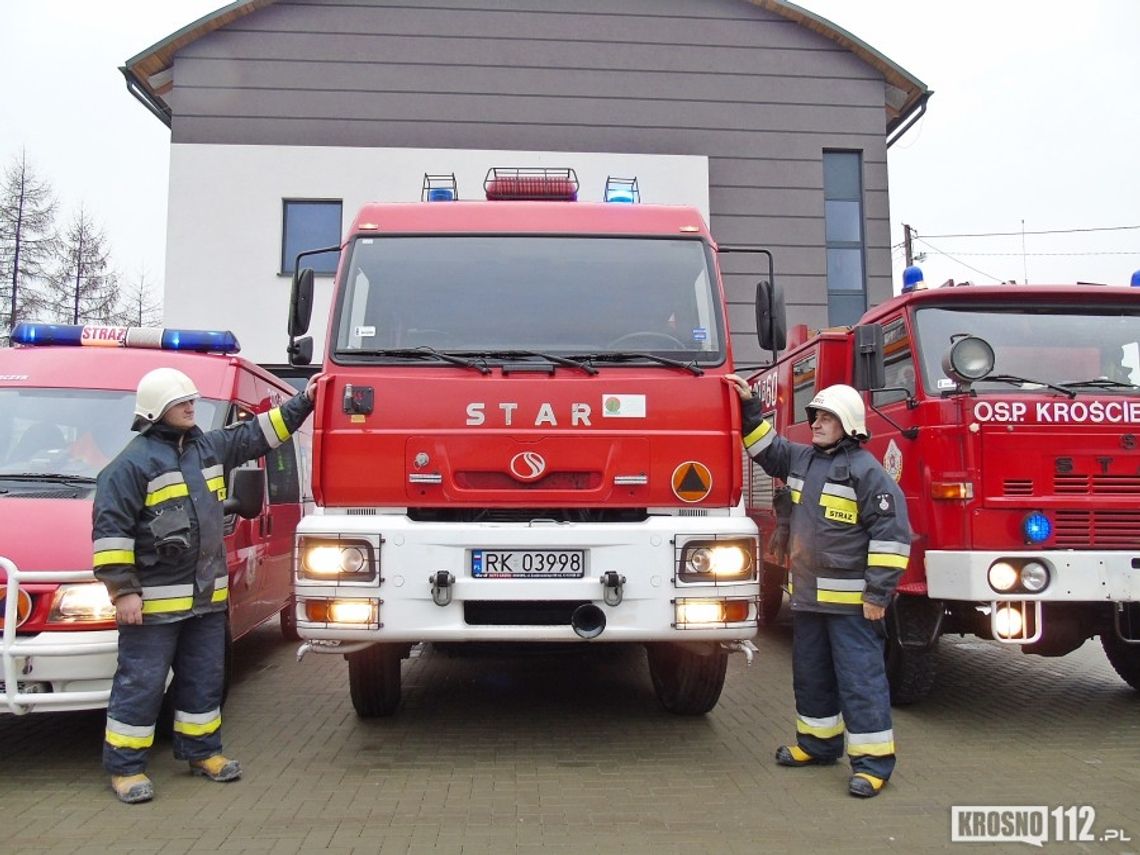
[2,614,1138,855]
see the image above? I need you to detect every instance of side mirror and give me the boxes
[852,324,886,390]
[755,280,787,353]
[288,335,313,366]
[223,467,265,520]
[289,268,314,337]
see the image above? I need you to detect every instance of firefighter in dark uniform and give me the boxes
[93,367,317,804]
[726,375,911,798]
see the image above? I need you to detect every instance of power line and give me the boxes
[918,249,1140,257]
[915,224,1140,239]
[914,237,1005,282]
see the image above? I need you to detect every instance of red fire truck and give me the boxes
[287,169,763,716]
[746,275,1140,703]
[0,323,311,715]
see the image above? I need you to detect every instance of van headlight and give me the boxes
[299,538,377,582]
[677,539,757,583]
[49,583,116,623]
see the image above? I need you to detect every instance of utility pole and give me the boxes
[903,223,915,266]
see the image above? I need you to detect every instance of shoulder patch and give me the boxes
[874,492,896,515]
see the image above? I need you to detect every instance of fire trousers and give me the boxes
[791,609,896,780]
[103,611,226,776]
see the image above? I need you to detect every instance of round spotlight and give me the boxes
[994,605,1023,638]
[688,547,713,574]
[1022,512,1052,544]
[943,336,995,384]
[988,561,1018,592]
[339,546,367,575]
[1020,561,1049,593]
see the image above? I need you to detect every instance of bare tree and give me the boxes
[41,206,120,325]
[0,149,57,339]
[114,269,163,327]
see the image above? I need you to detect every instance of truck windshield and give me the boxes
[332,235,726,364]
[0,389,226,480]
[913,304,1140,394]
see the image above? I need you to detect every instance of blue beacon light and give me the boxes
[902,265,925,293]
[1022,512,1052,544]
[1130,270,1140,288]
[11,323,240,354]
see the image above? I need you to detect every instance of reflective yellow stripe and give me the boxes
[105,730,154,750]
[211,587,229,604]
[145,483,190,507]
[790,490,802,504]
[819,493,859,523]
[141,597,194,614]
[743,420,771,448]
[173,716,221,737]
[852,772,886,789]
[268,407,290,442]
[868,552,909,569]
[817,590,864,605]
[848,741,896,758]
[93,550,134,566]
[797,717,845,739]
[205,475,227,500]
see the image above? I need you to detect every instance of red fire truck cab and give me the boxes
[747,277,1140,703]
[0,324,311,715]
[287,169,765,716]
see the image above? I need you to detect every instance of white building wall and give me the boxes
[166,144,710,364]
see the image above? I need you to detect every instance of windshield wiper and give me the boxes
[569,352,704,376]
[338,347,491,375]
[983,374,1076,398]
[0,473,97,484]
[1057,377,1140,391]
[451,350,599,376]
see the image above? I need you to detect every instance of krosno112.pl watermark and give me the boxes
[951,806,1131,847]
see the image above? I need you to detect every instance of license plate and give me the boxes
[471,549,586,578]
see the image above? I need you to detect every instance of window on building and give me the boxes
[281,200,342,276]
[823,152,866,326]
[874,316,916,407]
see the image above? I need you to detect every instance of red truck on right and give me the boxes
[747,273,1140,703]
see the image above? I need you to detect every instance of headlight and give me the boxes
[987,561,1018,592]
[299,538,376,582]
[302,597,380,627]
[1020,561,1049,593]
[678,539,756,583]
[49,583,115,623]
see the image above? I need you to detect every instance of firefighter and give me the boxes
[93,367,318,804]
[725,375,911,798]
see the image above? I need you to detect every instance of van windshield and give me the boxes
[332,235,725,364]
[913,304,1140,394]
[0,389,226,479]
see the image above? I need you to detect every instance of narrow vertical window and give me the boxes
[822,151,866,326]
[281,200,342,276]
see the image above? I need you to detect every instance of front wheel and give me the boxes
[645,643,728,715]
[347,643,404,717]
[885,598,940,706]
[1102,631,1140,691]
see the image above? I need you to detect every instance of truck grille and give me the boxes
[454,471,602,490]
[1054,509,1140,548]
[408,507,648,523]
[1053,474,1140,496]
[464,600,588,626]
[1002,479,1033,496]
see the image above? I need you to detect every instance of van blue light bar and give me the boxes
[422,173,458,202]
[604,176,640,204]
[10,323,241,354]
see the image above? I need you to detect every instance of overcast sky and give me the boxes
[2,0,1138,299]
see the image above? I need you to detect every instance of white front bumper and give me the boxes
[294,513,760,643]
[925,550,1140,602]
[1,629,119,714]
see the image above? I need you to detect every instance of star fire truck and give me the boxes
[287,169,767,716]
[0,324,311,715]
[746,272,1140,703]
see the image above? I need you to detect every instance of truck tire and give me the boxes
[347,643,403,717]
[645,643,728,715]
[280,596,300,642]
[758,567,785,626]
[1101,632,1140,691]
[885,598,939,706]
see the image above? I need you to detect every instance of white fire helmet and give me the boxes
[806,384,869,441]
[132,367,200,432]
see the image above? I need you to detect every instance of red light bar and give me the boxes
[484,167,578,201]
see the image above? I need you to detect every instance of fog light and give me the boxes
[994,605,1023,638]
[675,599,724,625]
[1020,561,1049,592]
[329,600,377,624]
[988,561,1018,592]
